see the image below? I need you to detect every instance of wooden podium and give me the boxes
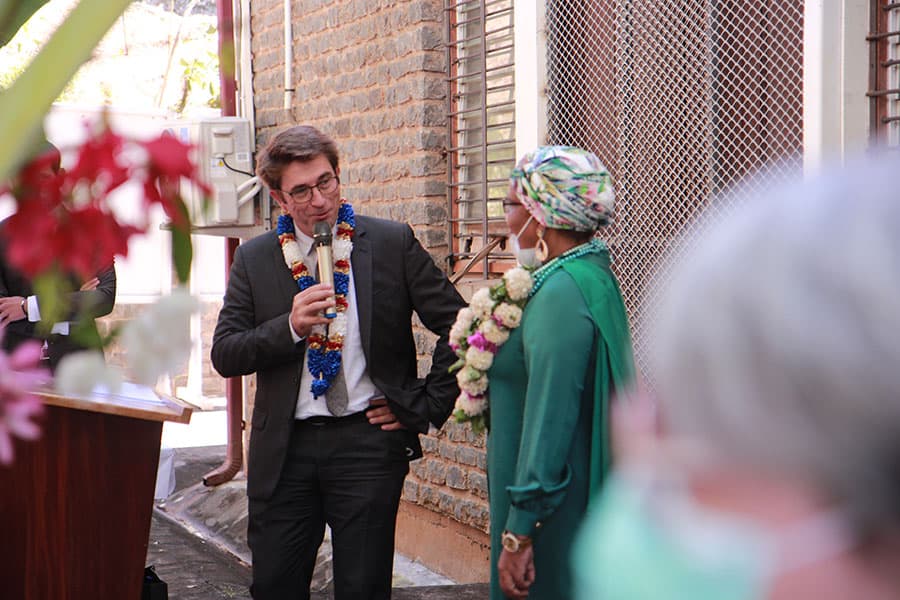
[0,383,191,600]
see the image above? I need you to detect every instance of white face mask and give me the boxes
[508,215,541,268]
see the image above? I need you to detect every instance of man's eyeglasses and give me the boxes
[279,174,340,204]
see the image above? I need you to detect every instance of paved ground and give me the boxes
[145,434,489,599]
[148,511,252,599]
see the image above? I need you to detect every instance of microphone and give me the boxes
[313,221,337,318]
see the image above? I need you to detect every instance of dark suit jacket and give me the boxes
[0,230,116,366]
[211,215,466,501]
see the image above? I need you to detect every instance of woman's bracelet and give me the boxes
[20,298,27,319]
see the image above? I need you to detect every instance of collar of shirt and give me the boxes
[294,228,315,259]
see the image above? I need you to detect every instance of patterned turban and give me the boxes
[509,146,615,232]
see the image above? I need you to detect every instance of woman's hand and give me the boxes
[497,546,535,599]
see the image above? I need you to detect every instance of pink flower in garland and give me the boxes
[0,328,51,466]
[466,331,497,353]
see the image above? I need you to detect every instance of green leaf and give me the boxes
[0,0,133,181]
[32,270,71,336]
[171,197,193,284]
[68,315,103,350]
[0,0,50,46]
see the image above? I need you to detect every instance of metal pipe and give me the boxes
[204,236,244,486]
[204,0,243,487]
[284,0,293,109]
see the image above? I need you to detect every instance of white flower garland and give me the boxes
[449,267,534,433]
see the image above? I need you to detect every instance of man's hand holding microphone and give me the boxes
[288,221,337,338]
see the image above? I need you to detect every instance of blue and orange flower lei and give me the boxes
[277,201,355,397]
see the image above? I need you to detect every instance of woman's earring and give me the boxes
[535,227,549,262]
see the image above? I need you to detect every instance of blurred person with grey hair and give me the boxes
[572,155,900,600]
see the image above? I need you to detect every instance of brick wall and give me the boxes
[253,0,449,258]
[250,0,492,581]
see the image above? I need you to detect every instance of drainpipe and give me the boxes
[204,0,242,487]
[284,0,293,109]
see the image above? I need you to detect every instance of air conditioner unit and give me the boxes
[163,117,261,231]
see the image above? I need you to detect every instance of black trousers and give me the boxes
[248,413,410,600]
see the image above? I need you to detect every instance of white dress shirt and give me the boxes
[288,226,382,419]
[26,295,70,335]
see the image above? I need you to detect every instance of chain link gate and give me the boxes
[545,0,805,373]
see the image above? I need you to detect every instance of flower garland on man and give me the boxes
[277,201,355,397]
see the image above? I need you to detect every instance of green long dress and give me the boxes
[487,247,634,600]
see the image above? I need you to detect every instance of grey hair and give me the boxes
[651,154,900,534]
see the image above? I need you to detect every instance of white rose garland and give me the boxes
[448,267,534,433]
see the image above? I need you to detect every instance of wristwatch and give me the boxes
[501,530,532,553]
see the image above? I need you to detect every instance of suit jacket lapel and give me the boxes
[271,232,300,308]
[351,219,373,360]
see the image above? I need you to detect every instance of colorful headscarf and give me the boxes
[510,146,615,232]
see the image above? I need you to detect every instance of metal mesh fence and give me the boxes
[870,0,900,146]
[545,0,805,373]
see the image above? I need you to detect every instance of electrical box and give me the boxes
[163,117,260,231]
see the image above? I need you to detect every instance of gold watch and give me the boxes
[501,530,532,553]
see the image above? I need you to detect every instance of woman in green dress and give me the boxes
[480,147,634,599]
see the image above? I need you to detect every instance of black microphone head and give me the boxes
[313,221,332,245]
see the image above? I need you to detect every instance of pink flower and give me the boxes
[0,328,51,466]
[466,331,498,353]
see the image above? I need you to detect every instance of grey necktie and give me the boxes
[326,363,350,416]
[309,247,351,416]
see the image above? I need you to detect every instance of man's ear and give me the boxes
[271,190,288,213]
[335,166,341,178]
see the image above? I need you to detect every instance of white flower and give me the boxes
[330,311,348,337]
[479,318,509,345]
[449,323,469,349]
[55,352,124,397]
[281,239,304,267]
[470,287,495,319]
[334,238,353,260]
[456,366,488,395]
[456,391,488,416]
[450,307,476,347]
[465,346,494,371]
[121,289,199,386]
[493,303,523,329]
[504,267,533,301]
[453,307,475,333]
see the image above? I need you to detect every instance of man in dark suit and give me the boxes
[0,142,117,370]
[0,256,116,369]
[211,125,466,600]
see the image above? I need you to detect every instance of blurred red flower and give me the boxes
[2,124,206,280]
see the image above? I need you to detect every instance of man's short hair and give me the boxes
[255,125,339,190]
